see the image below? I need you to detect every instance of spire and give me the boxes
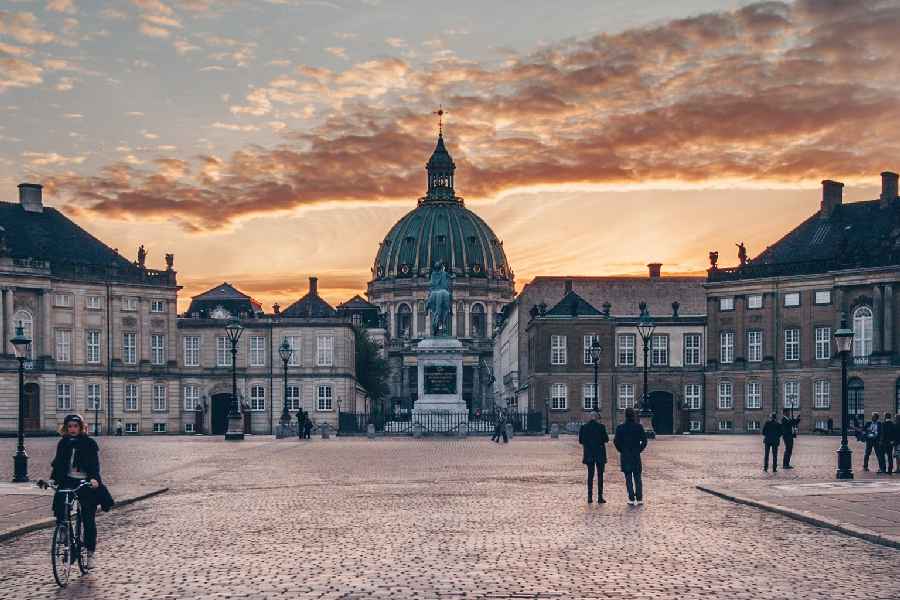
[425,111,456,201]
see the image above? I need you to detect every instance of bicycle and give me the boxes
[37,479,92,587]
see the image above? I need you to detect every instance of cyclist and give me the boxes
[49,414,101,570]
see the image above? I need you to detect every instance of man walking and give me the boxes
[781,409,799,469]
[762,413,781,473]
[879,413,894,475]
[863,412,882,472]
[578,411,608,503]
[614,407,648,506]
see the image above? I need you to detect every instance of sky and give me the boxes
[1,0,899,311]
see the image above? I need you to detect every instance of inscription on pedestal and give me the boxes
[424,365,457,394]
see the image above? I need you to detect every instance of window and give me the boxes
[814,380,831,409]
[152,423,167,433]
[582,383,598,411]
[125,383,139,411]
[250,385,266,411]
[123,332,137,365]
[183,336,200,367]
[814,290,831,305]
[848,379,864,420]
[184,423,195,433]
[216,337,231,367]
[684,384,702,410]
[87,383,101,410]
[122,296,138,311]
[55,330,71,363]
[54,293,73,307]
[689,420,702,432]
[618,383,635,409]
[12,310,33,359]
[250,336,266,367]
[852,306,873,361]
[56,383,72,410]
[897,380,900,417]
[86,295,102,310]
[784,292,800,307]
[746,381,762,409]
[317,385,333,411]
[397,304,412,338]
[125,423,138,433]
[617,334,635,366]
[783,380,800,409]
[86,330,101,364]
[650,334,668,366]
[550,383,568,410]
[151,299,166,313]
[471,303,486,338]
[286,385,300,411]
[784,329,800,361]
[317,335,334,366]
[183,385,200,411]
[815,419,829,431]
[718,420,733,432]
[550,335,567,365]
[285,336,300,366]
[720,331,734,364]
[152,384,167,411]
[747,420,761,432]
[683,334,701,366]
[747,330,762,362]
[718,381,733,409]
[815,327,832,360]
[747,294,763,309]
[151,334,166,365]
[351,313,361,328]
[583,335,600,365]
[719,297,734,311]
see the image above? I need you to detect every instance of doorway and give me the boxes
[648,390,674,435]
[23,383,40,431]
[211,393,232,435]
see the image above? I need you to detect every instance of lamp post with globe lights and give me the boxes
[224,318,245,441]
[636,302,656,437]
[279,339,293,427]
[834,314,855,480]
[590,339,601,413]
[11,324,31,482]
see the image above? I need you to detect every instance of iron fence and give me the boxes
[337,410,544,435]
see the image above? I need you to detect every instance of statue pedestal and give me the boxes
[413,337,466,432]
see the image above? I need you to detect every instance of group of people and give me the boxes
[295,409,314,439]
[859,412,899,474]
[761,409,801,472]
[578,407,648,505]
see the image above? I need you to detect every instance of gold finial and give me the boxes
[433,105,444,135]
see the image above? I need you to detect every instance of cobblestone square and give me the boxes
[0,434,898,599]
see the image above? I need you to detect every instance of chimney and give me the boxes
[564,279,573,294]
[881,171,898,208]
[309,276,318,296]
[820,180,843,219]
[18,183,43,213]
[647,263,662,278]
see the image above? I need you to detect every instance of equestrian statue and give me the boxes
[425,262,453,337]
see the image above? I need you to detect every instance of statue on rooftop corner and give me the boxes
[709,250,719,270]
[425,261,452,337]
[137,245,147,269]
[737,242,748,267]
[165,253,174,270]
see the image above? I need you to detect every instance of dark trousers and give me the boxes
[297,422,303,439]
[764,443,779,471]
[586,462,604,500]
[782,437,794,467]
[864,439,882,471]
[52,480,98,552]
[880,443,894,473]
[492,429,508,443]
[624,470,643,502]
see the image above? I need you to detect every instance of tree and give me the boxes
[354,326,390,415]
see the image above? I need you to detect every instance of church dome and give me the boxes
[371,134,513,282]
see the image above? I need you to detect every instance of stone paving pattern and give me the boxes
[0,434,898,599]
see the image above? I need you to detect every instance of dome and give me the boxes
[371,133,512,282]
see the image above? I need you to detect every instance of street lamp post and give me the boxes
[590,339,601,414]
[279,339,293,426]
[834,314,854,480]
[11,325,31,482]
[224,318,245,441]
[636,302,656,437]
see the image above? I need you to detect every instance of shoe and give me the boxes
[763,468,768,472]
[628,500,636,506]
[598,498,607,504]
[85,551,95,570]
[773,468,777,473]
[783,465,794,469]
[587,498,593,504]
[636,500,644,505]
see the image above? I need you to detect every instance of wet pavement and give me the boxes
[0,434,897,599]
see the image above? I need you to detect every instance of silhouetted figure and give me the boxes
[579,411,608,503]
[762,413,781,473]
[491,414,508,443]
[737,242,747,266]
[614,407,648,506]
[709,250,719,269]
[296,410,305,440]
[303,416,313,439]
[879,413,894,474]
[137,244,147,269]
[863,412,882,472]
[781,409,799,469]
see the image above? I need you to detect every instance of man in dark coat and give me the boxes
[863,412,882,472]
[578,411,609,503]
[614,407,648,505]
[762,413,781,473]
[879,413,894,474]
[781,409,800,469]
[296,410,305,440]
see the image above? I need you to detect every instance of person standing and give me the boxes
[296,410,305,440]
[614,407,648,506]
[114,419,124,437]
[579,411,608,503]
[781,409,799,469]
[863,412,882,472]
[762,413,781,473]
[879,413,894,475]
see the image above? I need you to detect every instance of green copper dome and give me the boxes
[371,134,512,282]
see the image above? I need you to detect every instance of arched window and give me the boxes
[416,300,426,337]
[848,377,864,427]
[456,302,465,337]
[852,306,873,363]
[471,303,486,338]
[895,378,900,417]
[397,304,411,339]
[13,309,33,359]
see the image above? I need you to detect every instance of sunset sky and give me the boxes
[2,0,898,311]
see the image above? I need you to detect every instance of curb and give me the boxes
[696,484,900,550]
[0,487,169,543]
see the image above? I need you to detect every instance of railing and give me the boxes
[338,410,544,435]
[707,253,900,282]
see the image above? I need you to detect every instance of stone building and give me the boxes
[704,173,900,434]
[366,132,515,414]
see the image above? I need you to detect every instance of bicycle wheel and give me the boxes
[75,514,89,574]
[51,524,73,587]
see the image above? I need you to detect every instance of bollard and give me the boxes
[413,422,423,438]
[320,422,330,439]
[550,423,560,439]
[505,423,514,440]
[367,423,376,439]
[458,422,468,437]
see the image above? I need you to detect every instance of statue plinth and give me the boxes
[414,337,466,416]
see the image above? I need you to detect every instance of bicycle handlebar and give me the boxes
[36,479,92,493]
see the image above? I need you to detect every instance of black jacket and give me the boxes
[762,420,782,445]
[579,420,609,465]
[881,420,895,445]
[614,421,648,473]
[50,435,115,512]
[781,416,799,441]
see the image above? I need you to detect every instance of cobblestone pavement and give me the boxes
[0,434,898,599]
